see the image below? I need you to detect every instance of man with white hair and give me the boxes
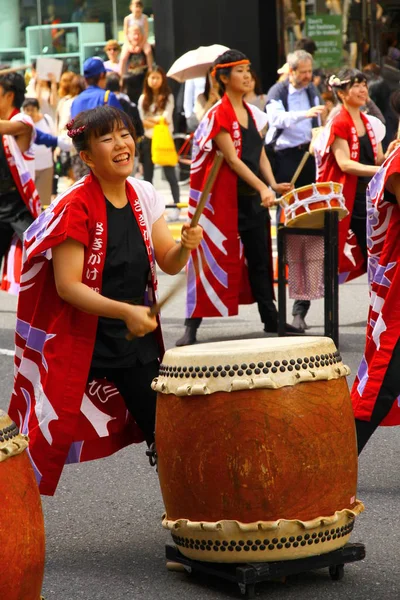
[265,49,325,331]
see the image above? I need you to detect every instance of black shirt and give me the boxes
[237,112,268,231]
[91,198,159,368]
[353,134,375,219]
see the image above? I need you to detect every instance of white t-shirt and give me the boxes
[33,115,55,171]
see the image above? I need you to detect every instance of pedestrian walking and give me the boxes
[7,105,203,495]
[175,49,299,347]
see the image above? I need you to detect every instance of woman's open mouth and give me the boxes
[113,153,130,164]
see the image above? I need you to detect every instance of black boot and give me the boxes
[176,318,202,346]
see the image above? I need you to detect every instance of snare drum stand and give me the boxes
[166,542,365,599]
[277,211,339,348]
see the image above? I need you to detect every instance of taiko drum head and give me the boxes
[281,182,348,229]
[154,337,364,563]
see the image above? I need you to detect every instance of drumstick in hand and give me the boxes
[274,151,311,205]
[126,153,224,340]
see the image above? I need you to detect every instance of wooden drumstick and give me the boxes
[126,153,224,340]
[190,152,224,227]
[273,151,311,206]
[0,64,31,75]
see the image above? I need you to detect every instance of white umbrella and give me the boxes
[167,44,229,83]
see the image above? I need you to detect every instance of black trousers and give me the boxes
[274,145,315,319]
[88,359,159,446]
[356,338,400,454]
[185,220,277,329]
[0,208,34,265]
[140,137,180,205]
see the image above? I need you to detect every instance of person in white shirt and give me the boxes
[22,98,55,207]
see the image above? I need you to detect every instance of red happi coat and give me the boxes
[8,173,164,495]
[315,107,382,283]
[351,147,400,425]
[186,94,270,318]
[1,109,41,293]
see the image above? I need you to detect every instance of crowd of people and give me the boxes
[0,22,399,493]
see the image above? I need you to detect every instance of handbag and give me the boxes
[151,116,178,167]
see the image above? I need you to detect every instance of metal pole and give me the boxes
[36,0,43,55]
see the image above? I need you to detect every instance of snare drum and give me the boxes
[281,182,348,229]
[0,411,45,599]
[153,337,363,563]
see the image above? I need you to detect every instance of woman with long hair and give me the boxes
[176,49,298,346]
[138,66,181,219]
[8,105,203,495]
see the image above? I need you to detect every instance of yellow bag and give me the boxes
[151,117,178,166]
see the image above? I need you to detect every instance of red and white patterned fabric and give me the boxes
[351,146,400,426]
[8,173,164,495]
[0,109,40,293]
[185,94,269,318]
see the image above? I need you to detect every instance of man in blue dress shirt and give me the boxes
[266,50,325,331]
[71,57,123,117]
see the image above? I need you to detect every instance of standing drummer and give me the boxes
[175,49,298,347]
[266,50,325,332]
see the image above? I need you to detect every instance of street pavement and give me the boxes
[0,177,399,599]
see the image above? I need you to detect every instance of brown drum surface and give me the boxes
[154,337,363,562]
[0,412,45,599]
[157,377,356,524]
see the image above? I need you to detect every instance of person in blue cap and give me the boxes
[71,57,123,117]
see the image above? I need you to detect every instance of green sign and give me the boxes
[305,15,343,69]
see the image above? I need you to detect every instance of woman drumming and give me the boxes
[138,66,181,219]
[315,68,397,281]
[176,49,298,347]
[8,106,202,495]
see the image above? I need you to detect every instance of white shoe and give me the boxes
[166,207,181,222]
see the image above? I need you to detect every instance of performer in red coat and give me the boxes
[176,49,298,346]
[8,105,203,495]
[315,69,390,283]
[351,144,400,454]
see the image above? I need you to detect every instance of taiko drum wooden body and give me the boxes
[153,337,364,562]
[0,411,45,599]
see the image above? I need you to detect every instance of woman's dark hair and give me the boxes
[68,105,136,153]
[211,49,249,93]
[142,65,171,113]
[390,89,400,117]
[330,68,367,103]
[22,97,40,110]
[106,72,121,93]
[0,72,26,110]
[250,68,263,95]
[70,75,86,97]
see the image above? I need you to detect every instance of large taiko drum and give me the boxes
[281,182,348,229]
[0,411,45,599]
[153,337,364,563]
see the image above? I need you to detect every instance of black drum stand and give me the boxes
[166,542,366,599]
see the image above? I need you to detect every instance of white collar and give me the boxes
[288,83,306,95]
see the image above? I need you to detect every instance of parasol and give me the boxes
[167,44,229,83]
